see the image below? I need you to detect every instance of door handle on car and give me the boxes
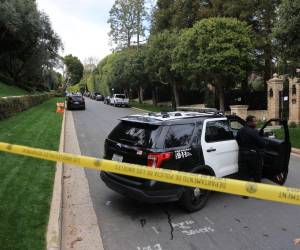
[207,148,216,152]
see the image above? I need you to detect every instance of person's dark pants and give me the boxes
[238,150,263,183]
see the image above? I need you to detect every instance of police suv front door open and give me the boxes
[259,119,291,185]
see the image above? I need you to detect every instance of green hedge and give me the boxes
[0,93,55,120]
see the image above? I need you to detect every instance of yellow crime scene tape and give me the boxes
[0,141,300,206]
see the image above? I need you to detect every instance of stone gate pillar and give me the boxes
[289,77,300,124]
[267,73,284,119]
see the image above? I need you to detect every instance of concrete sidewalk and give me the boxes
[61,111,104,250]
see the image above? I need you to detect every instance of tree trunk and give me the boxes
[172,82,180,108]
[138,85,143,104]
[217,85,225,112]
[264,44,272,83]
[263,13,273,83]
[151,86,157,106]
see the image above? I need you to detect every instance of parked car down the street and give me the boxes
[66,94,86,110]
[96,94,104,101]
[110,94,129,107]
[104,96,111,105]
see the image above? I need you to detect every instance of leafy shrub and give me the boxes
[289,121,298,128]
[0,93,55,120]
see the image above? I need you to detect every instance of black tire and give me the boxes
[179,168,212,212]
[180,186,210,212]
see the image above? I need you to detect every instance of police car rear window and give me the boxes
[71,95,83,100]
[164,124,195,148]
[108,121,161,148]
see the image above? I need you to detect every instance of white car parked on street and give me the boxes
[110,94,129,107]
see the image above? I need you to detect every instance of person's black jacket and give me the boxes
[236,125,266,151]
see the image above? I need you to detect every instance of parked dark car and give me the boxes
[96,94,104,101]
[101,111,291,212]
[104,96,111,104]
[66,94,85,110]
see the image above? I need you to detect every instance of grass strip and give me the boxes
[0,98,63,249]
[130,101,173,112]
[276,127,300,149]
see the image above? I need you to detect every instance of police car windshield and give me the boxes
[108,121,161,148]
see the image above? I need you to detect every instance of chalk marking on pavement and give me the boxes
[182,226,215,236]
[137,243,162,250]
[152,226,160,235]
[204,216,215,225]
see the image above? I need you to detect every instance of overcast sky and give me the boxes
[37,0,115,63]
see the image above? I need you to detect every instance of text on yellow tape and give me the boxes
[0,142,299,205]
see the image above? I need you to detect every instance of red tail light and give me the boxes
[147,152,172,168]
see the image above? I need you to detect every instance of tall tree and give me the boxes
[151,0,280,83]
[151,0,174,32]
[0,0,62,90]
[273,0,300,75]
[63,55,84,86]
[108,0,147,49]
[173,18,254,111]
[146,31,181,107]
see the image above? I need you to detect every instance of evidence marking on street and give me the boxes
[1,141,300,206]
[137,243,162,250]
[172,220,214,236]
[151,226,160,235]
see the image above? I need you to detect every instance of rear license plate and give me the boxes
[112,154,123,162]
[74,102,79,104]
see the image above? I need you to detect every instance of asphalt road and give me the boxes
[72,98,300,250]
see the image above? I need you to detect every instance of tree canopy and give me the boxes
[173,17,254,111]
[0,0,62,90]
[63,55,84,86]
[108,0,148,49]
[273,0,300,75]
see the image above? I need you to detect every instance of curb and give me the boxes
[292,147,300,156]
[130,106,149,112]
[46,110,66,250]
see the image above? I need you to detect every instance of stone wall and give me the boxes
[289,78,300,124]
[229,105,268,121]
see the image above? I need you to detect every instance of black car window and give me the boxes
[115,94,125,98]
[205,120,234,143]
[108,122,161,148]
[164,124,195,148]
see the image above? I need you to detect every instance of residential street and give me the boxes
[71,98,300,250]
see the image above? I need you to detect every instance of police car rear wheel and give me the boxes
[180,186,210,212]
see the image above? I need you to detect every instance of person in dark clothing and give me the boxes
[236,115,266,183]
